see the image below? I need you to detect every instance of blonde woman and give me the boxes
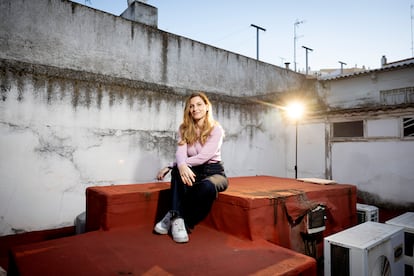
[155,92,228,243]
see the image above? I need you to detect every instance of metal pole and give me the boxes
[295,120,298,179]
[302,46,313,75]
[411,4,414,57]
[250,24,266,60]
[294,20,304,72]
[338,61,347,74]
[256,28,259,60]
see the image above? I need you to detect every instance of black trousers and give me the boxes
[170,162,228,228]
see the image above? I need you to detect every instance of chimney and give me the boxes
[284,62,290,70]
[121,0,158,28]
[381,55,387,67]
[128,0,146,4]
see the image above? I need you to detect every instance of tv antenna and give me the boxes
[411,4,413,56]
[250,24,266,60]
[294,19,305,72]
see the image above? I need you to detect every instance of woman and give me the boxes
[155,92,228,243]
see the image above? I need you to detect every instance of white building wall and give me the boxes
[0,0,310,235]
[322,69,414,207]
[0,0,304,97]
[332,139,414,204]
[366,118,400,137]
[0,63,294,235]
[321,69,414,109]
[1,0,411,236]
[296,122,326,179]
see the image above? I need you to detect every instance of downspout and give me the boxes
[325,116,332,179]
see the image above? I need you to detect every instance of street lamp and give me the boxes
[286,102,304,179]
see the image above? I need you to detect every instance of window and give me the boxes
[403,117,414,137]
[380,87,414,105]
[332,121,364,138]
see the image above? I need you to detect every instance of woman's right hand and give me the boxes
[178,164,196,186]
[156,167,170,180]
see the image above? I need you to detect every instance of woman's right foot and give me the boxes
[154,211,173,234]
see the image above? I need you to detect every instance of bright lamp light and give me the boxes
[286,102,304,120]
[284,101,305,179]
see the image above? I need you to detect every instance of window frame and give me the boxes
[331,120,365,141]
[402,116,414,139]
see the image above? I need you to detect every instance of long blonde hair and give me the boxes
[178,92,217,145]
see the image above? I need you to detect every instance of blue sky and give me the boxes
[72,0,413,71]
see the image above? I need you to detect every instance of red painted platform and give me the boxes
[7,176,357,275]
[85,176,356,255]
[8,224,317,276]
[205,176,357,253]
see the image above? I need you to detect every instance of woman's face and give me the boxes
[189,96,208,122]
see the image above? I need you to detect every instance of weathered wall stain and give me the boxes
[0,0,313,235]
[161,32,169,84]
[358,190,414,212]
[0,59,273,124]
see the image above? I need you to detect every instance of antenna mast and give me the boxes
[411,4,414,56]
[294,19,304,72]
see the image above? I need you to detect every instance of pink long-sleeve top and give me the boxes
[175,125,223,167]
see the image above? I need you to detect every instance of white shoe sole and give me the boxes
[173,235,189,243]
[154,224,168,235]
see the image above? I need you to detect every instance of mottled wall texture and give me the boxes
[0,0,316,235]
[317,69,414,210]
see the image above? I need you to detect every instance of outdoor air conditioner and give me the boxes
[305,205,326,234]
[386,212,414,276]
[357,203,379,224]
[324,221,404,276]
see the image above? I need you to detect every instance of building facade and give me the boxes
[0,0,412,236]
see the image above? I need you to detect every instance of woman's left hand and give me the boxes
[178,164,196,186]
[156,167,170,180]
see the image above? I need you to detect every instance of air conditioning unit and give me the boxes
[356,203,379,223]
[324,221,404,276]
[305,205,326,234]
[386,212,414,276]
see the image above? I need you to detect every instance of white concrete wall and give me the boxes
[0,0,312,235]
[0,61,296,235]
[321,68,414,207]
[332,139,414,205]
[4,0,411,236]
[296,122,327,179]
[0,0,304,97]
[321,69,414,109]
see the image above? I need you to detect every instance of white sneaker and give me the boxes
[171,218,189,243]
[154,211,173,235]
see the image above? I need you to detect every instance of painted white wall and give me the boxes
[321,69,414,109]
[0,79,174,234]
[1,0,412,237]
[0,0,312,235]
[0,0,304,98]
[332,139,414,205]
[0,70,293,235]
[316,62,414,208]
[325,87,414,207]
[296,122,326,179]
[366,118,400,138]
